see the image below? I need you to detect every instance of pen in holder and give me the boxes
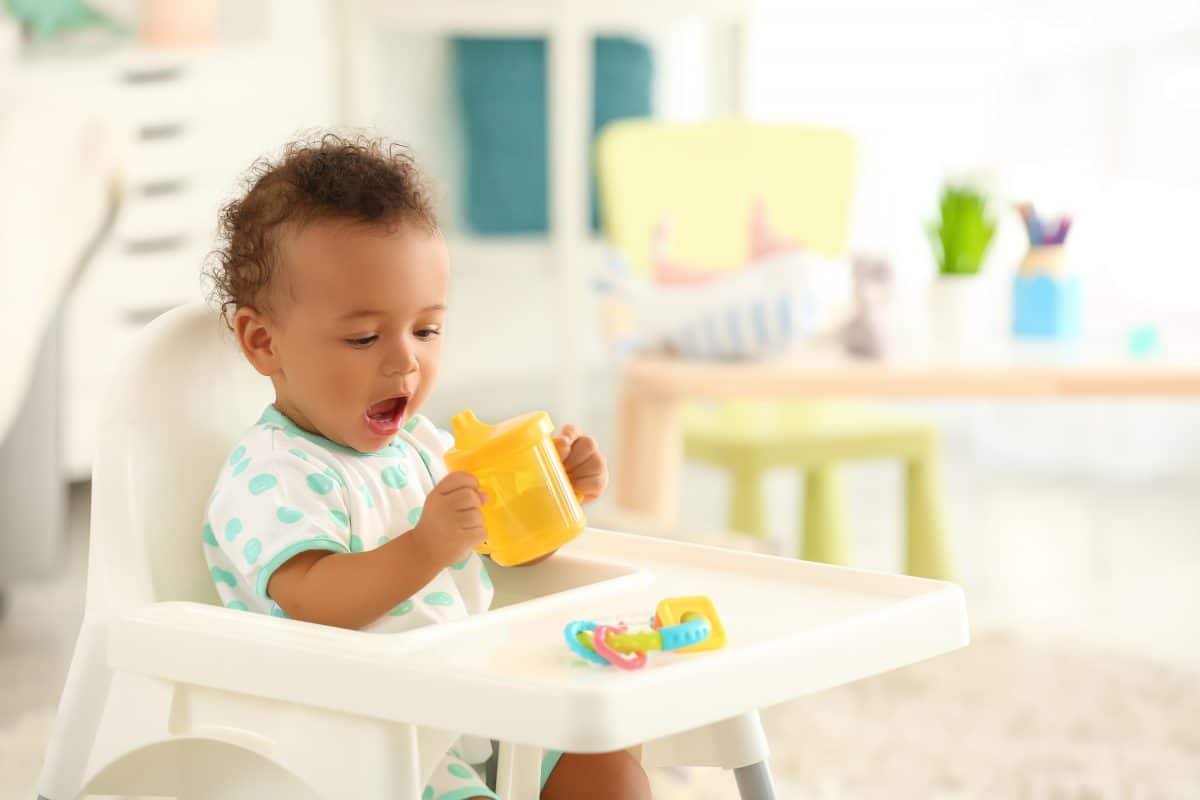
[1013,205,1079,339]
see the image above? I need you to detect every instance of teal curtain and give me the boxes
[453,36,654,234]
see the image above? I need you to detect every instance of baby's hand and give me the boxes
[412,472,488,567]
[554,425,608,504]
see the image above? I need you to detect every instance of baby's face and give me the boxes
[257,219,449,453]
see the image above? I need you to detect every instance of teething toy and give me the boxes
[563,595,726,670]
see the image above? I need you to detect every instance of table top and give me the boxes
[623,335,1200,399]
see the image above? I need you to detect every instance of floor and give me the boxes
[3,430,1199,797]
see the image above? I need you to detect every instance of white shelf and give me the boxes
[362,0,750,33]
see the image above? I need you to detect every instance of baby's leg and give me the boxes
[424,748,498,800]
[541,750,650,800]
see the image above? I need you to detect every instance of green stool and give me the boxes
[684,401,954,580]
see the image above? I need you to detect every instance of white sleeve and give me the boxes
[206,446,352,602]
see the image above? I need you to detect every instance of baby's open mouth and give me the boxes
[365,395,408,437]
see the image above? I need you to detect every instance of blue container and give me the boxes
[453,36,654,235]
[1013,275,1081,339]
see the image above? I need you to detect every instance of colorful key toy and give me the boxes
[563,596,726,670]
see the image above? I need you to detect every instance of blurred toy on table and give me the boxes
[842,254,894,360]
[594,200,851,361]
[1013,202,1080,340]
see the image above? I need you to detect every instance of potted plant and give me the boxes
[926,183,997,345]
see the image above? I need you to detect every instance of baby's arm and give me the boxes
[269,472,488,629]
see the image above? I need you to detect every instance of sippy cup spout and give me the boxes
[451,409,491,450]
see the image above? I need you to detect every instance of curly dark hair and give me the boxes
[206,133,439,328]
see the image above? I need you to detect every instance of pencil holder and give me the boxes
[1013,245,1080,339]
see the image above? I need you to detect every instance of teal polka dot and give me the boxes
[404,416,421,433]
[424,591,453,607]
[228,445,246,466]
[243,537,262,564]
[422,787,434,800]
[480,565,492,591]
[288,447,309,461]
[224,518,243,542]
[380,465,407,490]
[419,450,433,475]
[447,763,473,780]
[376,535,391,547]
[349,534,364,553]
[408,506,423,526]
[202,523,218,546]
[306,474,334,495]
[210,566,236,587]
[270,604,288,618]
[248,473,278,495]
[232,457,252,477]
[391,440,409,456]
[389,599,414,616]
[276,506,304,524]
[451,556,469,571]
[225,600,248,611]
[328,509,349,529]
[359,483,375,509]
[323,467,344,487]
[262,424,284,432]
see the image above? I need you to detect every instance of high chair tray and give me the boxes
[110,528,967,754]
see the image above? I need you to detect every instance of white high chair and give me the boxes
[36,303,969,799]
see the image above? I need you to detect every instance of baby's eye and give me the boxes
[415,327,441,341]
[347,335,378,347]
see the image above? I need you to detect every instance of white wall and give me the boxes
[342,2,1200,475]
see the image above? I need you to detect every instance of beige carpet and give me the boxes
[5,627,1198,800]
[654,628,1200,799]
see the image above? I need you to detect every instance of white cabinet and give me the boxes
[59,42,333,479]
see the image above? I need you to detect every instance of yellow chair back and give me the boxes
[595,120,856,273]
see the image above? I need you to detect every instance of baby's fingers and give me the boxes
[563,435,600,471]
[437,471,480,495]
[554,424,580,461]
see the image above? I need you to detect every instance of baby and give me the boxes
[202,135,650,800]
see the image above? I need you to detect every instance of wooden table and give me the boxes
[616,338,1200,526]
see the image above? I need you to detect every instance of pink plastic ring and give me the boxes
[591,624,648,670]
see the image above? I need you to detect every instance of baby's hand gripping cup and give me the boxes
[443,410,586,567]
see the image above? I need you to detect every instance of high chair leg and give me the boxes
[734,760,777,800]
[35,621,111,800]
[495,741,543,799]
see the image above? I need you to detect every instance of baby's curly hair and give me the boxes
[206,133,438,328]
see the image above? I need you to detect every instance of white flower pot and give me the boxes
[928,275,992,349]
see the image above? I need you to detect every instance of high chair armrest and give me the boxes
[107,601,458,723]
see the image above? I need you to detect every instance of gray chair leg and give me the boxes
[733,760,777,800]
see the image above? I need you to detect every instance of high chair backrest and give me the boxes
[595,120,856,272]
[86,303,272,617]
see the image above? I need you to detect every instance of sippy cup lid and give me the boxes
[444,409,555,472]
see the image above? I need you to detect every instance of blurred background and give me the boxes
[1,0,1198,797]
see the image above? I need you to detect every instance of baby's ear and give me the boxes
[234,307,281,377]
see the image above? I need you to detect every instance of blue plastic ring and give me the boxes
[658,617,711,651]
[564,620,609,665]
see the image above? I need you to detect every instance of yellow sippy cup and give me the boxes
[443,410,586,567]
